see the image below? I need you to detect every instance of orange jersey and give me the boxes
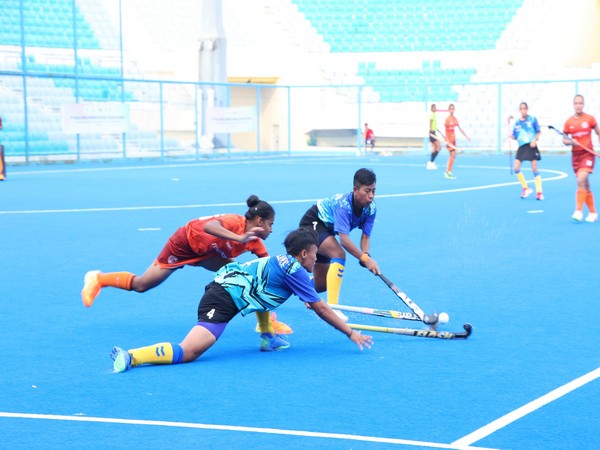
[563,113,597,153]
[445,115,459,141]
[185,214,267,259]
[155,214,268,269]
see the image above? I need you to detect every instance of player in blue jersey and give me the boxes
[110,228,374,372]
[298,168,380,310]
[510,102,543,200]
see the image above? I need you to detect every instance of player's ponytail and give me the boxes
[245,195,275,221]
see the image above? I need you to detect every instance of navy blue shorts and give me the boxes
[197,282,239,323]
[516,143,541,161]
[299,205,335,264]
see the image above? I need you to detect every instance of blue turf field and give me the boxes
[1,153,598,449]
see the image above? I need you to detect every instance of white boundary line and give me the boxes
[0,412,496,449]
[0,167,568,216]
[452,366,600,447]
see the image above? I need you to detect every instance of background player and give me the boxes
[110,228,374,373]
[444,103,470,179]
[563,94,600,222]
[363,123,375,152]
[427,103,441,170]
[510,102,543,200]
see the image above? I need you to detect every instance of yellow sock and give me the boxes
[534,174,542,193]
[255,311,274,334]
[516,172,527,189]
[129,342,183,367]
[326,259,345,305]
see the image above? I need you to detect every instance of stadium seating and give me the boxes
[291,0,523,53]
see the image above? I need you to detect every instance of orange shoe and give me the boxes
[82,270,102,307]
[255,312,293,334]
[270,312,293,334]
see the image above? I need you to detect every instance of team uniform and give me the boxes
[564,111,598,222]
[197,255,321,335]
[156,214,267,269]
[429,110,438,143]
[512,115,541,161]
[564,112,597,174]
[444,115,459,149]
[299,192,376,263]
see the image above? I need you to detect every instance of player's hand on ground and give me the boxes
[350,330,373,350]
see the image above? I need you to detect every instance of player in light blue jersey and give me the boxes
[510,102,543,200]
[110,228,374,372]
[299,168,380,309]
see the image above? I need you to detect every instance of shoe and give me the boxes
[585,212,598,223]
[255,312,293,334]
[444,171,456,179]
[572,210,583,222]
[82,270,102,307]
[521,188,533,199]
[426,161,437,170]
[111,346,132,372]
[536,192,544,201]
[260,333,290,352]
[332,308,349,322]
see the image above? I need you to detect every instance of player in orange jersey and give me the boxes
[563,95,600,223]
[443,103,470,179]
[81,195,292,350]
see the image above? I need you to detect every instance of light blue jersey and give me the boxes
[512,115,540,147]
[214,255,321,317]
[316,192,376,236]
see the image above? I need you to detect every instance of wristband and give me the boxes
[348,329,354,338]
[359,253,370,264]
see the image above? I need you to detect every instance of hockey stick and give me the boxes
[507,115,514,174]
[348,323,472,340]
[378,273,439,325]
[432,130,463,153]
[547,125,600,158]
[330,304,422,322]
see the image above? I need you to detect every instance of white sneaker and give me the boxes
[572,210,584,222]
[426,161,435,170]
[331,308,349,322]
[585,212,598,223]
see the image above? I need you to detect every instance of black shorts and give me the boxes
[516,143,541,162]
[429,131,437,143]
[197,282,239,323]
[299,205,335,264]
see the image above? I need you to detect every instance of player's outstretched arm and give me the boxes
[204,219,262,243]
[310,300,373,350]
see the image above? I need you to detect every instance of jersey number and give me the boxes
[206,308,215,319]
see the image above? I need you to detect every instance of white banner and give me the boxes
[63,102,130,134]
[206,106,256,133]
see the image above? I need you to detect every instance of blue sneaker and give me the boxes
[111,346,132,372]
[260,333,290,352]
